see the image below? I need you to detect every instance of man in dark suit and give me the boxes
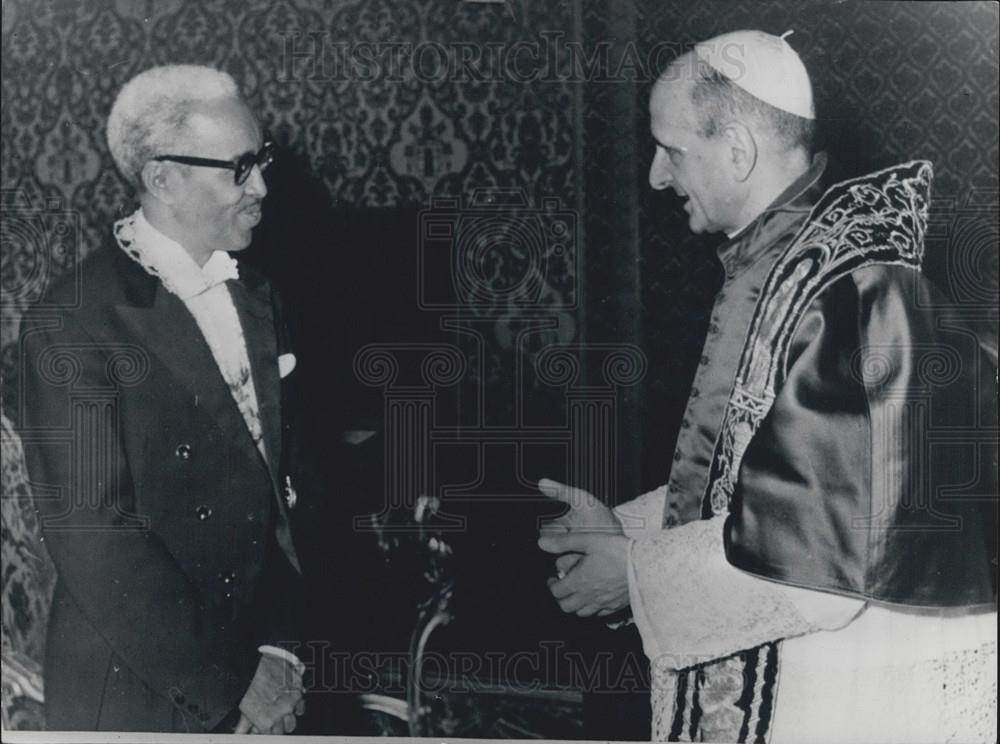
[21,64,308,734]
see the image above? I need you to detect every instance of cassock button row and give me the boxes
[175,444,192,460]
[195,505,213,521]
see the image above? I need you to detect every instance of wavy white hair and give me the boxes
[107,64,239,189]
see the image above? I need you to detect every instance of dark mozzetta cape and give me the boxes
[711,161,997,607]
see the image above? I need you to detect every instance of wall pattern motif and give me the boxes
[1,0,582,392]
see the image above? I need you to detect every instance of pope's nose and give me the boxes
[648,148,674,191]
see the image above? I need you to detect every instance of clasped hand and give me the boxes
[236,653,305,734]
[536,478,631,617]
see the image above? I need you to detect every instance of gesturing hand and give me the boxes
[236,654,305,734]
[537,478,621,536]
[537,531,631,617]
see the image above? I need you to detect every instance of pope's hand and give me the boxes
[537,478,621,536]
[538,531,631,616]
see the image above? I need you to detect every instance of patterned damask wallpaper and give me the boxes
[0,0,581,370]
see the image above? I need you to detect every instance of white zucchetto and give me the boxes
[694,30,815,120]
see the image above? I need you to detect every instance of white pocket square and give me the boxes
[278,353,296,379]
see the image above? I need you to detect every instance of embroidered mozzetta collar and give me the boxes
[717,152,828,279]
[113,209,239,300]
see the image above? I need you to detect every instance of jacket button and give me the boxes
[175,444,192,460]
[195,505,213,521]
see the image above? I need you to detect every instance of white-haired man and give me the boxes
[538,31,997,742]
[21,64,309,733]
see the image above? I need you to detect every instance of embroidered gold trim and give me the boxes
[704,161,933,516]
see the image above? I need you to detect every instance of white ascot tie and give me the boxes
[199,249,241,292]
[114,211,240,299]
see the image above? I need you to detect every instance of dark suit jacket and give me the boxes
[20,243,304,732]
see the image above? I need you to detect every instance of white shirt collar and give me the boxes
[117,209,239,300]
[725,221,754,240]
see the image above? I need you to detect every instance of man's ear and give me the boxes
[140,161,179,204]
[723,122,757,182]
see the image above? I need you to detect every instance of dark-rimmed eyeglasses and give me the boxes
[153,141,275,185]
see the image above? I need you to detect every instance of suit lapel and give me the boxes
[114,284,255,459]
[229,271,301,572]
[228,275,282,490]
[112,251,279,484]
